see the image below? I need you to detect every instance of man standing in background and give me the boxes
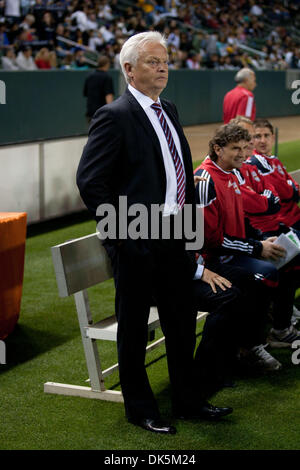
[83,55,114,122]
[223,68,257,124]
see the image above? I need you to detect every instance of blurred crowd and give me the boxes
[0,0,300,71]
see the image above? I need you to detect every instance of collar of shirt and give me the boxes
[128,84,160,110]
[210,158,233,175]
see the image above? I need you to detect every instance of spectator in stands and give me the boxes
[19,13,36,36]
[54,23,70,58]
[223,68,257,124]
[86,11,98,32]
[167,26,180,50]
[15,44,37,70]
[186,50,201,69]
[249,2,264,18]
[83,54,114,122]
[98,2,114,22]
[88,29,104,52]
[60,52,74,70]
[35,47,51,69]
[70,4,89,32]
[1,46,19,69]
[71,49,89,69]
[194,123,287,370]
[37,11,56,43]
[4,0,21,23]
[0,19,10,48]
[99,22,115,44]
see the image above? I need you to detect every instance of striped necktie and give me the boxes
[151,102,186,209]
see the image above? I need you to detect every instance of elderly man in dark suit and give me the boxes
[76,31,232,434]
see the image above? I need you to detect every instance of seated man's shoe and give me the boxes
[128,417,177,434]
[174,402,233,421]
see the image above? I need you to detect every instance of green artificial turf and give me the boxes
[275,140,300,173]
[1,140,300,451]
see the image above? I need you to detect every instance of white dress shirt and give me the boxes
[128,84,185,216]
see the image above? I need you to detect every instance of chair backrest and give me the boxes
[51,233,113,297]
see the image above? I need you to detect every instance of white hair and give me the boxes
[234,67,255,83]
[119,31,167,83]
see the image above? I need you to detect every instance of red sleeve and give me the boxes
[203,199,225,250]
[240,184,269,214]
[195,173,225,249]
[248,155,294,202]
[280,161,300,192]
[246,167,280,199]
[237,165,281,216]
[268,172,294,201]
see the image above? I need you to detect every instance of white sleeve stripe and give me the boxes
[263,189,272,198]
[252,156,274,175]
[233,169,245,185]
[198,170,213,207]
[222,237,253,254]
[245,96,253,117]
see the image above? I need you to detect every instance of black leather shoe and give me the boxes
[174,402,233,421]
[129,418,177,434]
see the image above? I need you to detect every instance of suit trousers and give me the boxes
[105,237,198,421]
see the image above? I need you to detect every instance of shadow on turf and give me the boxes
[0,323,69,374]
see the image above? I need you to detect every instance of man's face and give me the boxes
[245,71,256,91]
[125,42,169,100]
[215,140,249,171]
[24,48,32,58]
[254,126,274,155]
[239,122,255,158]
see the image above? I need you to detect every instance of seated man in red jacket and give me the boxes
[229,116,282,238]
[194,123,300,358]
[231,117,300,330]
[249,118,300,234]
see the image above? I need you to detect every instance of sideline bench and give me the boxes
[44,233,207,402]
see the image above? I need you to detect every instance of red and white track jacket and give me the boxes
[194,157,262,259]
[247,152,300,227]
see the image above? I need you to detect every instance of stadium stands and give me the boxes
[0,0,299,71]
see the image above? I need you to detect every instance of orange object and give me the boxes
[0,212,27,340]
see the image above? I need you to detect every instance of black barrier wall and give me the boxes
[0,69,299,146]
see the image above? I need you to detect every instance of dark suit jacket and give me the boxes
[76,87,197,275]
